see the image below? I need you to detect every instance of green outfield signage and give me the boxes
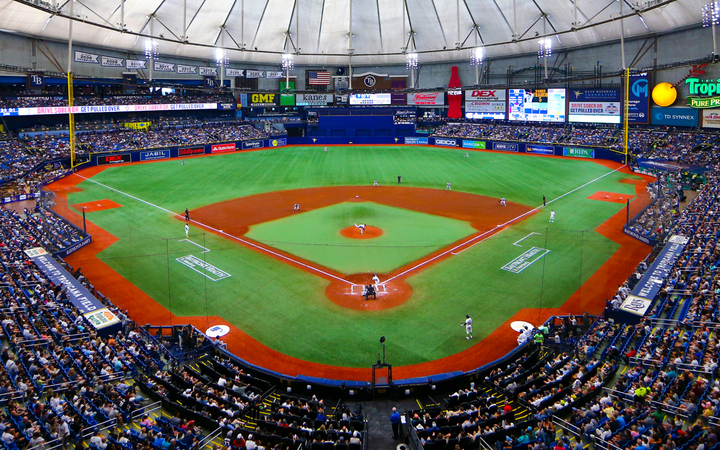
[686,78,720,108]
[563,147,594,158]
[461,140,486,149]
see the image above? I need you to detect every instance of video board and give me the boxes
[508,88,566,122]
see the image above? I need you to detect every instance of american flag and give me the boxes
[308,71,331,85]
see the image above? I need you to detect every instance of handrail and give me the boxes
[129,401,162,421]
[198,426,223,449]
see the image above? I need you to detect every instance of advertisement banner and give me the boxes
[53,235,92,259]
[217,102,236,110]
[140,150,170,161]
[563,147,595,158]
[23,247,120,324]
[405,137,429,145]
[631,235,689,301]
[391,93,407,105]
[269,138,287,147]
[509,88,566,122]
[433,138,457,147]
[126,60,146,69]
[211,143,236,153]
[465,89,505,102]
[242,140,263,150]
[651,107,699,127]
[568,89,621,102]
[349,93,392,105]
[74,51,100,64]
[153,62,175,72]
[335,94,349,105]
[176,64,197,74]
[407,92,445,106]
[622,225,658,247]
[178,146,205,156]
[703,109,720,128]
[526,145,555,155]
[101,56,124,67]
[249,93,278,107]
[199,67,218,76]
[462,140,486,149]
[280,94,296,106]
[0,103,219,117]
[246,70,264,78]
[296,94,333,106]
[493,142,519,152]
[266,71,284,79]
[226,68,244,77]
[628,73,650,124]
[97,154,131,165]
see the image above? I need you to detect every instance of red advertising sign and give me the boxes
[407,92,444,105]
[447,66,462,119]
[211,143,236,153]
[179,146,205,156]
[97,154,131,165]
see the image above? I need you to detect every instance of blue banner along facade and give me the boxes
[404,137,429,145]
[526,145,554,155]
[651,107,699,127]
[631,235,689,301]
[24,247,122,334]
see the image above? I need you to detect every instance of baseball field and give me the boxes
[48,145,652,381]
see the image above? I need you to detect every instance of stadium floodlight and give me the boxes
[406,53,419,70]
[703,2,720,27]
[144,39,159,60]
[215,48,229,67]
[538,38,552,58]
[282,53,294,71]
[470,46,484,65]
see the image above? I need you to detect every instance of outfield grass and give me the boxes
[66,146,639,367]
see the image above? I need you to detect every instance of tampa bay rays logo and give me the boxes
[632,78,649,98]
[364,75,376,87]
[573,90,582,98]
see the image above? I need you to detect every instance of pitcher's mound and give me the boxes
[340,226,383,239]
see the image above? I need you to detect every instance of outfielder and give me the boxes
[550,210,555,223]
[446,182,452,191]
[463,315,473,340]
[324,147,328,153]
[185,223,189,238]
[464,152,469,158]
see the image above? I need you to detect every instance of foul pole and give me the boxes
[623,68,630,165]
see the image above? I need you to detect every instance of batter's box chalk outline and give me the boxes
[501,247,550,274]
[176,255,231,281]
[178,239,210,253]
[350,284,388,295]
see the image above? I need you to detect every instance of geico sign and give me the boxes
[251,94,276,104]
[435,139,456,146]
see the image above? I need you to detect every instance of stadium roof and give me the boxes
[0,0,706,66]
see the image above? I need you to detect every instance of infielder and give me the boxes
[293,203,300,213]
[354,223,366,236]
[550,210,555,223]
[500,197,507,207]
[373,180,379,187]
[184,223,189,238]
[446,182,452,191]
[463,315,473,340]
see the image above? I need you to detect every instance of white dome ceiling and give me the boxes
[0,0,706,66]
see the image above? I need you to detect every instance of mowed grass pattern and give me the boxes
[66,146,640,367]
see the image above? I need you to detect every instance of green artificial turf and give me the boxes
[246,201,476,274]
[65,146,641,367]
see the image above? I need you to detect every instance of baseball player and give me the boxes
[463,315,473,340]
[446,182,452,191]
[373,180,379,187]
[354,223,366,236]
[550,210,555,223]
[500,197,506,207]
[543,195,546,206]
[184,223,189,238]
[464,152,469,158]
[181,160,184,165]
[293,203,300,213]
[372,274,380,288]
[324,147,328,153]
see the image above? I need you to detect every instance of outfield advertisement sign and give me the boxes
[631,235,689,301]
[526,145,554,155]
[97,154,131,165]
[140,150,170,161]
[492,142,519,152]
[628,73,650,124]
[24,247,121,332]
[433,138,457,147]
[242,140,263,150]
[563,147,594,158]
[296,94,333,106]
[405,137,428,145]
[702,109,720,128]
[651,107,699,127]
[269,138,287,147]
[178,146,205,156]
[568,89,621,124]
[407,92,445,106]
[211,143,236,153]
[464,89,506,119]
[462,140,486,149]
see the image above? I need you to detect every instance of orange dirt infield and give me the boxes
[587,191,633,204]
[340,225,383,239]
[46,161,656,381]
[72,199,123,213]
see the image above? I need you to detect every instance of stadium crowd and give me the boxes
[0,93,234,109]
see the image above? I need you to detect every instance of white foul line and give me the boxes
[513,232,541,247]
[73,174,354,286]
[384,164,627,283]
